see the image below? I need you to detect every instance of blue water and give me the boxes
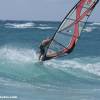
[0,20,100,100]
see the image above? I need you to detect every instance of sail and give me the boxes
[46,0,99,57]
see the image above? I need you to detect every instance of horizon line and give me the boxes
[0,19,99,23]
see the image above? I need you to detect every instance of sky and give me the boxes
[0,0,99,22]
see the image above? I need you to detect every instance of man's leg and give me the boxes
[43,56,54,61]
[39,54,41,60]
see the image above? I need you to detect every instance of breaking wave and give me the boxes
[5,22,56,30]
[5,22,35,29]
[90,22,100,26]
[83,26,96,32]
[33,26,55,30]
[0,46,37,63]
[0,46,100,84]
[0,20,100,89]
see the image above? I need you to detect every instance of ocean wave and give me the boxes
[5,22,55,30]
[83,27,96,32]
[0,46,100,77]
[0,77,36,88]
[90,22,100,26]
[39,24,48,27]
[33,26,55,30]
[5,22,35,29]
[0,46,100,85]
[44,57,100,78]
[0,46,37,63]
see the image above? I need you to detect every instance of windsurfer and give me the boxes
[39,38,52,61]
[39,38,62,61]
[38,0,99,61]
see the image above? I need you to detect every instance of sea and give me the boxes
[0,20,100,100]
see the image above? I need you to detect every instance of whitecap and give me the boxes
[83,27,96,32]
[5,22,35,29]
[33,26,55,30]
[0,46,38,63]
[39,24,48,27]
[44,57,100,77]
[90,22,100,26]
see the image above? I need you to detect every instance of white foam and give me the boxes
[34,26,55,30]
[90,22,100,26]
[0,46,100,77]
[5,22,35,29]
[5,22,55,30]
[39,24,48,27]
[0,46,38,63]
[83,27,96,32]
[44,57,100,77]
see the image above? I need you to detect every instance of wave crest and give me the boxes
[44,57,100,77]
[0,46,37,63]
[0,46,100,77]
[83,27,96,32]
[90,22,100,26]
[5,22,35,29]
